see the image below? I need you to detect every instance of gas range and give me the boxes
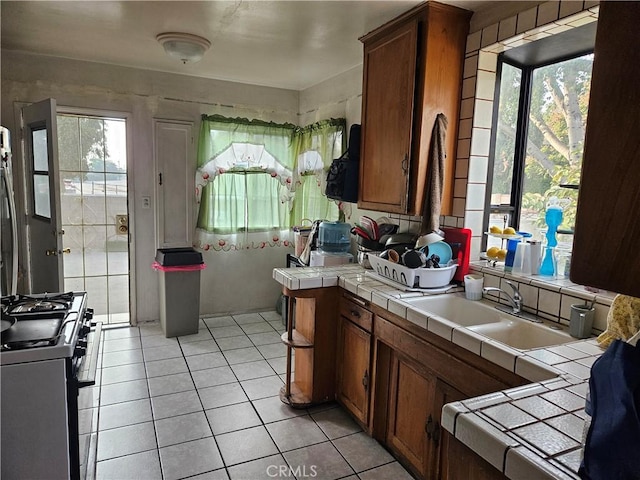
[1,291,100,480]
[1,292,92,365]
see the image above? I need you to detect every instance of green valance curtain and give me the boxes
[197,114,297,172]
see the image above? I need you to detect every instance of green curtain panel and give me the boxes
[195,115,346,246]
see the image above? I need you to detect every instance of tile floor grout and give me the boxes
[84,311,414,480]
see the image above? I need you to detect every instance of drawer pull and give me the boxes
[346,295,369,308]
[350,310,361,318]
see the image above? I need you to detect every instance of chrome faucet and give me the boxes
[483,280,523,314]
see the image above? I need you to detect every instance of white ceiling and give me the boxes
[1,1,497,91]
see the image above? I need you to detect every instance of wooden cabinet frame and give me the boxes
[358,2,471,215]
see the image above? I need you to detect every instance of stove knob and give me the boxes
[77,339,88,348]
[74,346,87,358]
[85,308,94,320]
[80,325,91,337]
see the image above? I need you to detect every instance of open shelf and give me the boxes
[279,383,312,409]
[280,330,314,349]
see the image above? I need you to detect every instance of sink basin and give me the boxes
[404,294,509,327]
[468,319,572,350]
[404,293,573,350]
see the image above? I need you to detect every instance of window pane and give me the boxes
[246,173,288,231]
[57,116,81,171]
[81,117,106,172]
[291,175,338,225]
[519,54,593,235]
[32,128,48,171]
[33,173,51,218]
[105,119,127,173]
[490,63,521,206]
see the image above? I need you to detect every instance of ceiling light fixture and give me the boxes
[156,32,211,64]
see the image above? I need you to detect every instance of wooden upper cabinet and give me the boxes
[359,2,471,215]
[571,2,640,296]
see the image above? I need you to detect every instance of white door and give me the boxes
[154,120,194,247]
[23,98,64,293]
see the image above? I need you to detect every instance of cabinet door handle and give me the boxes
[350,310,361,318]
[401,154,409,174]
[425,414,434,438]
[433,420,441,446]
[362,370,369,391]
[425,415,441,445]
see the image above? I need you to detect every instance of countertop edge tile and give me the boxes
[455,412,519,472]
[505,446,579,480]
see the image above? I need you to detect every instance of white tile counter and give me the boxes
[273,264,604,480]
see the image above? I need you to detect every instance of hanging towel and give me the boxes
[596,294,640,348]
[420,113,448,235]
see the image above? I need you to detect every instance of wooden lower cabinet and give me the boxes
[336,317,371,426]
[372,312,526,480]
[336,293,374,427]
[441,432,509,480]
[387,351,465,478]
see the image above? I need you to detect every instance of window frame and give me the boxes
[483,48,594,249]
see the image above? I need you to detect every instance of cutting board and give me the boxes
[443,227,471,283]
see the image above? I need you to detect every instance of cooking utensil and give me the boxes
[385,232,417,247]
[377,223,398,238]
[360,216,379,240]
[442,227,472,282]
[1,317,16,334]
[351,226,371,240]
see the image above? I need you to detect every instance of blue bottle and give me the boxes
[540,203,563,276]
[504,238,520,272]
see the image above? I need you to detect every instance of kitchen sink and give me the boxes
[404,293,573,350]
[468,319,572,350]
[404,293,510,327]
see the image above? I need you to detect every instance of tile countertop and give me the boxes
[273,264,604,480]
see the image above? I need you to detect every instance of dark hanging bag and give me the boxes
[325,124,360,203]
[579,338,640,480]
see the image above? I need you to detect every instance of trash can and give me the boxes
[153,247,205,338]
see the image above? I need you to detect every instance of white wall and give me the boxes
[1,51,299,321]
[1,1,567,320]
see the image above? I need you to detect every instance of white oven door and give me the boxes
[0,358,70,479]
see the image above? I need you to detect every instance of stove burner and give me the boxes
[2,293,74,316]
[11,300,67,313]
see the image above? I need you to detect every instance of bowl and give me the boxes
[415,264,457,288]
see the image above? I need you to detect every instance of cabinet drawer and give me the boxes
[340,296,373,332]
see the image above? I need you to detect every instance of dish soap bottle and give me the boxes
[540,197,564,276]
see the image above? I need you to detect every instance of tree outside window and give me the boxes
[488,53,593,247]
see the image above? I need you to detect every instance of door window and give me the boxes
[31,127,51,218]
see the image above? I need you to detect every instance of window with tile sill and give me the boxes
[483,23,596,266]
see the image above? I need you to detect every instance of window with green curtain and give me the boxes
[196,115,345,237]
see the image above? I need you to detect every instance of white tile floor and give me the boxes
[80,310,414,480]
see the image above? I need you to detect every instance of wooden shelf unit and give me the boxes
[279,286,338,408]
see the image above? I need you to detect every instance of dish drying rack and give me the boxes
[367,255,457,289]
